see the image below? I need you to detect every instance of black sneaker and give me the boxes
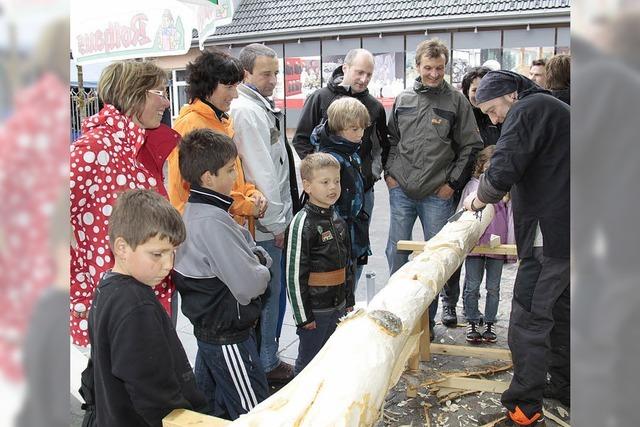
[466,321,482,343]
[441,305,457,327]
[482,322,498,343]
[543,381,570,407]
[266,361,294,385]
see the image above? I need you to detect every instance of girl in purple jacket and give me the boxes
[458,145,513,344]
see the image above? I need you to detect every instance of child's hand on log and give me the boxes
[346,306,354,313]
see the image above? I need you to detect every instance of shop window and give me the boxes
[502,47,555,75]
[451,48,502,86]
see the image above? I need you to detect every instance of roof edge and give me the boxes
[201,8,570,47]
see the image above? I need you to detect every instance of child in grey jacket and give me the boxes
[172,128,271,420]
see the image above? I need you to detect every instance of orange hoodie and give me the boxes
[167,99,260,233]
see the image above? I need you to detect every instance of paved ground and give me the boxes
[71,179,571,426]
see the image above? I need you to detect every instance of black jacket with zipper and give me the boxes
[87,272,208,426]
[172,186,270,345]
[284,202,354,327]
[479,73,570,259]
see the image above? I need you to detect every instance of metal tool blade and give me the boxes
[447,209,465,223]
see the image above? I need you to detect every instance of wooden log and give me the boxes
[167,208,495,427]
[163,409,230,427]
[397,240,517,256]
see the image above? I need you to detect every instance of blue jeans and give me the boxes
[294,306,345,376]
[257,239,283,372]
[276,252,287,340]
[385,186,455,327]
[463,256,504,323]
[354,188,375,288]
[194,334,269,420]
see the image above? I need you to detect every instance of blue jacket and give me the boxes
[311,122,371,262]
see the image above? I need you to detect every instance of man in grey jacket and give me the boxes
[230,44,300,384]
[385,38,482,338]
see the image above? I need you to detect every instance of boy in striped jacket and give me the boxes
[172,129,271,420]
[285,153,354,376]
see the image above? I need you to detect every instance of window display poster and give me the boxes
[502,47,554,76]
[285,56,321,108]
[369,52,404,106]
[451,49,501,86]
[273,58,285,109]
[322,55,346,87]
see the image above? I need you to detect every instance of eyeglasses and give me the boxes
[147,89,170,99]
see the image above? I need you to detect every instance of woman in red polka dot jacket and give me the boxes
[70,61,175,346]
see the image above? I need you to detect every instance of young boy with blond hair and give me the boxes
[84,189,207,427]
[310,97,371,287]
[285,153,354,375]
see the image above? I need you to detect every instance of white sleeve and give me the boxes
[231,106,288,236]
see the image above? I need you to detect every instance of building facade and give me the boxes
[155,0,570,136]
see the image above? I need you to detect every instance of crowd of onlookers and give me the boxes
[70,38,570,426]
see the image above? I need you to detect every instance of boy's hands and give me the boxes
[250,194,268,218]
[302,321,317,330]
[274,232,285,249]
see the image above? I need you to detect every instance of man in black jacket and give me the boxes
[292,48,389,284]
[464,71,569,426]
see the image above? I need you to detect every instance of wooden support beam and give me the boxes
[163,409,230,427]
[438,377,509,394]
[397,240,517,256]
[407,335,421,371]
[430,343,512,361]
[418,311,431,362]
[471,244,516,256]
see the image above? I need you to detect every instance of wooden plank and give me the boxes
[163,409,231,427]
[397,240,517,256]
[408,349,420,371]
[430,343,512,361]
[470,245,517,256]
[439,377,509,394]
[396,240,429,252]
[419,311,431,362]
[407,330,422,371]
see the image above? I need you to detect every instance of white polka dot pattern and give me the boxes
[70,105,174,346]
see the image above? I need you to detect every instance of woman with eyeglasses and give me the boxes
[70,61,176,347]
